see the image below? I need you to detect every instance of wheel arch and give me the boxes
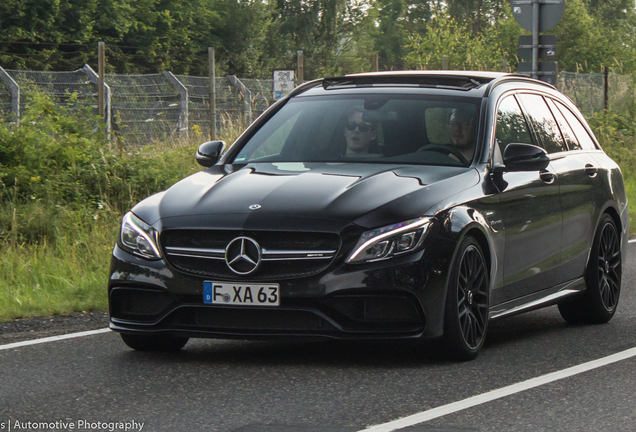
[442,206,497,301]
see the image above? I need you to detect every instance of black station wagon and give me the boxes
[109,71,628,360]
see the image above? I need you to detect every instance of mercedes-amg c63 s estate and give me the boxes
[109,71,628,360]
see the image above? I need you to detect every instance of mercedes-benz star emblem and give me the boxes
[249,204,262,210]
[225,237,262,275]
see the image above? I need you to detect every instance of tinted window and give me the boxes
[546,98,580,151]
[233,95,481,167]
[495,95,533,158]
[518,94,567,153]
[555,101,598,151]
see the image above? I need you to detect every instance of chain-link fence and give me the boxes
[1,66,634,144]
[0,65,275,144]
[0,68,96,122]
[558,71,635,117]
[107,73,182,142]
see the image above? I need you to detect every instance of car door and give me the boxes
[493,93,563,303]
[547,98,606,281]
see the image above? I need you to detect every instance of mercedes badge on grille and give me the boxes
[225,237,262,275]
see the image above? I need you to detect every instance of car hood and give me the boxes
[133,162,479,231]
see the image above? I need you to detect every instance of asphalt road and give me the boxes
[2,244,636,432]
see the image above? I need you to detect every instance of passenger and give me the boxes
[448,108,476,161]
[344,107,377,156]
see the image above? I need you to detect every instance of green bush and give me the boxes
[0,90,201,245]
[0,91,212,320]
[587,109,636,230]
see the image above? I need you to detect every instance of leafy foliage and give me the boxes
[0,90,201,244]
[1,0,636,76]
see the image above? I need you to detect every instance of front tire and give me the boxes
[442,236,490,361]
[120,333,189,352]
[558,213,621,324]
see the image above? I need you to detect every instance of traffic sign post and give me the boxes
[511,0,565,80]
[518,61,558,85]
[518,35,556,59]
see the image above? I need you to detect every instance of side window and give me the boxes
[554,101,598,151]
[518,94,567,154]
[546,98,581,150]
[495,95,533,159]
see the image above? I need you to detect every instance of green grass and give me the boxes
[0,215,118,319]
[623,177,636,233]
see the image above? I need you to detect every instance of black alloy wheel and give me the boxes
[443,236,490,360]
[120,333,189,352]
[559,213,622,324]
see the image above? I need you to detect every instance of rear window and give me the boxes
[518,94,567,154]
[233,95,482,167]
[554,101,598,151]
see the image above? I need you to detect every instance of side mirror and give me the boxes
[196,141,226,167]
[497,143,550,172]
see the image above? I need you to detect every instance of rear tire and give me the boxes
[120,333,189,352]
[442,236,490,361]
[558,213,621,324]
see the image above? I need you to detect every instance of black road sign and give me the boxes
[518,61,558,85]
[519,35,557,59]
[511,0,565,32]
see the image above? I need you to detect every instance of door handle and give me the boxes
[585,164,598,178]
[539,171,556,184]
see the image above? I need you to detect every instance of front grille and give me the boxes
[162,230,341,280]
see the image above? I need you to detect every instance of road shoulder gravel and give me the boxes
[0,311,109,345]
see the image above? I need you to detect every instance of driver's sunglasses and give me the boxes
[345,122,373,133]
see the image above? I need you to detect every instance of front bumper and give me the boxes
[108,238,454,341]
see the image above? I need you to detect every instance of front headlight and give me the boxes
[346,217,432,264]
[119,212,162,259]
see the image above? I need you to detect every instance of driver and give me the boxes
[447,108,476,161]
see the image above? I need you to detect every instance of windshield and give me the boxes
[233,94,481,167]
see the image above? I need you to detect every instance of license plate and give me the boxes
[203,281,280,306]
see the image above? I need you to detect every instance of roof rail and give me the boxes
[322,74,493,91]
[487,74,557,94]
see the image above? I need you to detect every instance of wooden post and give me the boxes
[209,47,216,140]
[604,66,609,111]
[98,42,105,125]
[297,50,304,84]
[372,54,379,72]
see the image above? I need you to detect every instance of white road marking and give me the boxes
[628,238,636,244]
[0,328,111,351]
[359,346,636,432]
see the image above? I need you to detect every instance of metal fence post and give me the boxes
[162,71,189,139]
[0,66,19,123]
[226,75,252,127]
[81,64,111,137]
[442,57,447,70]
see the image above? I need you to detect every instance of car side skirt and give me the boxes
[489,277,586,320]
